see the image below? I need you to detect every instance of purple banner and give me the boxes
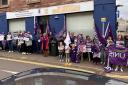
[107,45,128,66]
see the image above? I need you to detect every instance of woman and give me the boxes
[7,32,13,53]
[77,41,86,62]
[70,43,78,63]
[91,40,101,64]
[17,33,24,52]
[85,36,93,61]
[116,34,124,47]
[115,34,124,72]
[65,44,71,65]
[41,33,49,57]
[25,32,33,54]
[58,41,65,62]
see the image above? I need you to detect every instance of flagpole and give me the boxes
[105,22,110,37]
[101,18,106,38]
[102,22,105,38]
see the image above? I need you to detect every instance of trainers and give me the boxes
[22,52,26,55]
[115,68,118,71]
[120,68,123,72]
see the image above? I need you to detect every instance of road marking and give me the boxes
[0,57,128,80]
[1,69,18,74]
[106,74,128,79]
[0,57,95,74]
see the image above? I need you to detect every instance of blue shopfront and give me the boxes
[0,0,117,38]
[0,13,8,34]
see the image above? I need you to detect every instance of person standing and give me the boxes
[91,40,101,64]
[124,33,128,48]
[85,36,93,62]
[70,43,78,63]
[116,34,124,47]
[58,41,65,62]
[17,33,24,52]
[1,32,6,51]
[115,34,125,72]
[7,32,13,53]
[41,33,49,57]
[20,32,27,54]
[70,32,75,44]
[35,29,41,53]
[25,32,33,54]
[65,45,71,65]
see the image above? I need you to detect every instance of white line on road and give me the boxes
[1,69,18,74]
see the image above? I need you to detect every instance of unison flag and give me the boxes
[94,24,107,45]
[55,16,67,40]
[105,24,115,42]
[107,45,128,66]
[46,19,50,34]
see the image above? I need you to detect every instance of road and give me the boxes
[0,59,42,80]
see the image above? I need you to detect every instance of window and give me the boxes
[0,0,8,7]
[2,0,8,5]
[27,0,40,4]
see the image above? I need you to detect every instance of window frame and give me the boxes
[27,0,41,4]
[0,0,9,8]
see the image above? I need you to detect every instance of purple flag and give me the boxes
[105,24,115,42]
[94,24,107,45]
[46,20,50,34]
[107,45,128,66]
[55,16,67,40]
[34,16,39,35]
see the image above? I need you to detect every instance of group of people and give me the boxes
[0,32,33,54]
[106,33,128,72]
[58,33,98,65]
[57,32,128,68]
[0,30,128,72]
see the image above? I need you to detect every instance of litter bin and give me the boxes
[50,40,58,56]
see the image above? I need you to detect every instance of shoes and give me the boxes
[115,68,118,71]
[8,51,14,53]
[22,52,26,55]
[120,68,123,72]
[68,63,72,66]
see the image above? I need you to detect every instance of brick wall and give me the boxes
[0,0,91,12]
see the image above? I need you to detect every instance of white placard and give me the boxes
[23,37,29,41]
[0,35,4,41]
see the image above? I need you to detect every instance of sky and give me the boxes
[118,0,128,19]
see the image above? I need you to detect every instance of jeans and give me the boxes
[8,40,13,51]
[37,42,41,53]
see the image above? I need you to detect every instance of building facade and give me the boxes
[0,0,95,37]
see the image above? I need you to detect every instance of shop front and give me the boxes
[66,12,94,37]
[6,1,94,37]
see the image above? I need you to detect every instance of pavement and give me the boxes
[0,51,127,82]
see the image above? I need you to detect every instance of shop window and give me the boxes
[0,0,8,7]
[27,0,40,4]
